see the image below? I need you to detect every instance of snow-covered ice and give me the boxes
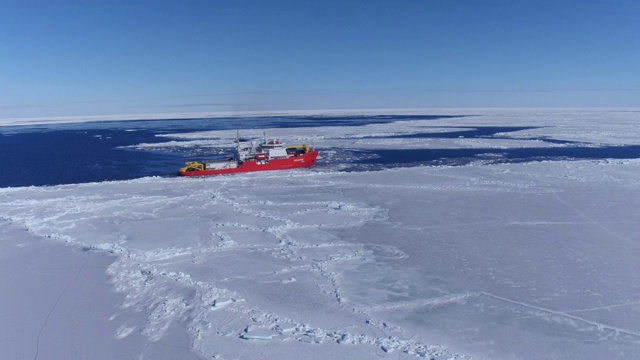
[1,108,640,359]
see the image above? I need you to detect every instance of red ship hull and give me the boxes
[179,150,319,177]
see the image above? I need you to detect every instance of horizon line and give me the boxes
[1,106,639,127]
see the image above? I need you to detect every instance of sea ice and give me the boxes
[2,108,640,359]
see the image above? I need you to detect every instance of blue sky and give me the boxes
[1,0,639,118]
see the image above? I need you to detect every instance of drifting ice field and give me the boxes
[1,109,640,359]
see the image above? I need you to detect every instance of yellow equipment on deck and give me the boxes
[179,161,204,173]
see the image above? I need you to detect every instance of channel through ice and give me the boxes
[1,108,640,359]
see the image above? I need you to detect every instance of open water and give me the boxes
[2,115,640,187]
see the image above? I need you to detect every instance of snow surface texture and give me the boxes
[2,109,640,359]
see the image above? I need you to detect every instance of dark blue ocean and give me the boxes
[2,114,640,187]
